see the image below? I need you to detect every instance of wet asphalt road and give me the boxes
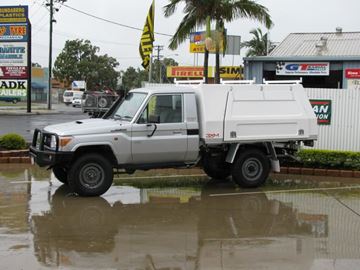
[1,164,360,270]
[0,104,88,141]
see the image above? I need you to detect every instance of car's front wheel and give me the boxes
[68,153,113,196]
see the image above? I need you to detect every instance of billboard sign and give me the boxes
[0,6,28,23]
[0,66,27,78]
[167,66,243,79]
[0,5,30,107]
[276,62,330,76]
[0,24,28,41]
[310,99,332,125]
[219,66,243,79]
[0,79,27,97]
[0,42,27,66]
[167,66,211,78]
[190,31,225,54]
[345,69,360,79]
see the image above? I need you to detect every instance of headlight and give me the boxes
[50,135,57,149]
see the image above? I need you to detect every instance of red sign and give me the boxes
[345,69,360,79]
[168,66,207,78]
[0,66,27,78]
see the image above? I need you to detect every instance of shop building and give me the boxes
[244,29,360,89]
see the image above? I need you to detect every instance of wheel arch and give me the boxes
[72,144,118,166]
[226,143,269,164]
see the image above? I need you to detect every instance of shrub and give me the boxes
[0,133,27,150]
[292,149,360,170]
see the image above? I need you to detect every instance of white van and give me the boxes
[63,90,83,105]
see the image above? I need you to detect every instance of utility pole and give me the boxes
[154,45,164,83]
[46,0,65,110]
[46,0,54,110]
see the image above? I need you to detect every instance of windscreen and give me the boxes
[111,92,147,121]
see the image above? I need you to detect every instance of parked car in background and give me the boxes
[0,96,21,104]
[63,90,83,105]
[72,97,82,108]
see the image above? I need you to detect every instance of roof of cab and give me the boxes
[129,86,197,95]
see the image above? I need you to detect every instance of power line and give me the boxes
[32,25,137,46]
[59,3,172,37]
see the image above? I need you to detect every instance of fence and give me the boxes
[305,88,360,151]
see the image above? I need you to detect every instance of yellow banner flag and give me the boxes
[139,1,155,70]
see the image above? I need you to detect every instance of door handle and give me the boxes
[173,131,182,135]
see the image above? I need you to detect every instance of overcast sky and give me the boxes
[4,0,360,71]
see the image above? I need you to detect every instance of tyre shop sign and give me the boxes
[0,79,27,97]
[276,62,330,76]
[0,24,28,41]
[310,99,332,125]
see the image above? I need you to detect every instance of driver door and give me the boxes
[131,94,188,164]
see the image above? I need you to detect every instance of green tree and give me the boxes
[241,28,275,57]
[164,0,213,83]
[152,57,178,83]
[54,39,119,89]
[121,67,148,91]
[211,1,272,83]
[164,0,273,83]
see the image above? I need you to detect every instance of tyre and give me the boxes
[98,97,109,108]
[52,166,68,184]
[85,97,95,107]
[68,153,113,196]
[203,153,231,180]
[231,148,270,188]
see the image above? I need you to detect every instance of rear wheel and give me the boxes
[68,153,113,196]
[231,149,270,188]
[203,153,231,180]
[52,166,68,184]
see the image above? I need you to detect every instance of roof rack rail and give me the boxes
[221,78,256,85]
[174,78,205,85]
[263,78,303,85]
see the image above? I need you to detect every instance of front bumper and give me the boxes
[29,129,73,167]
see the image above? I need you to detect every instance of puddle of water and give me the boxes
[0,165,360,269]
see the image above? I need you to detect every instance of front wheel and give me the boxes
[231,149,270,188]
[68,153,113,196]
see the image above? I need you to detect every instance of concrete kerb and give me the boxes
[0,110,61,116]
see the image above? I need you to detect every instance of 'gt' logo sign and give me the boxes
[285,63,328,72]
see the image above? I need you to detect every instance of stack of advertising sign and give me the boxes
[0,6,31,106]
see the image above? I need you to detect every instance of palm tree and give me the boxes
[164,0,215,83]
[241,28,274,57]
[164,0,273,84]
[212,0,273,83]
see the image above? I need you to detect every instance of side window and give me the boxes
[138,94,183,124]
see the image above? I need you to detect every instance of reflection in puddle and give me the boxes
[0,165,360,269]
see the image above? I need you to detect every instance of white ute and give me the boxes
[30,82,318,196]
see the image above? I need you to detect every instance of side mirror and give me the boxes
[148,115,160,124]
